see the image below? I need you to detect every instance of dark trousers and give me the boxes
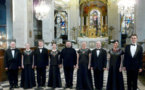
[93,68,103,90]
[36,67,46,86]
[127,69,138,90]
[7,69,18,87]
[63,66,74,87]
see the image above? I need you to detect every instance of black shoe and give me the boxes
[9,87,12,90]
[14,85,19,88]
[64,86,69,89]
[95,88,102,90]
[41,85,45,87]
[69,86,73,89]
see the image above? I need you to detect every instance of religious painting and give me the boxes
[0,1,7,49]
[121,14,134,36]
[89,9,101,31]
[0,26,7,49]
[54,11,68,38]
[89,9,102,36]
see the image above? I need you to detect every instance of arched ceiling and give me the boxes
[80,0,107,6]
[54,0,70,10]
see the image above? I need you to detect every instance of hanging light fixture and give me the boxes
[62,0,70,2]
[117,0,136,15]
[34,0,50,20]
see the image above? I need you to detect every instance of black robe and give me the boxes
[76,49,93,90]
[48,50,62,88]
[107,49,124,90]
[60,47,77,88]
[21,50,36,89]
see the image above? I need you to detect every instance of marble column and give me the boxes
[136,0,145,50]
[42,0,54,49]
[108,1,120,42]
[12,0,34,48]
[6,0,13,40]
[27,0,34,46]
[68,0,80,40]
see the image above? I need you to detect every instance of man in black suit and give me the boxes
[34,40,48,87]
[91,41,107,90]
[4,41,21,89]
[124,34,143,90]
[60,41,77,89]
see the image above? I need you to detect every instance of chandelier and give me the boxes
[34,0,50,20]
[117,0,136,15]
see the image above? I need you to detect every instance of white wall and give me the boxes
[12,0,34,48]
[136,0,145,51]
[108,1,120,42]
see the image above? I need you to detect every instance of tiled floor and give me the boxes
[0,68,143,90]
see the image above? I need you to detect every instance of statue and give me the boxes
[127,22,135,38]
[126,22,135,44]
[56,16,62,38]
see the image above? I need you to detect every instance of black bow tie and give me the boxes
[96,49,100,50]
[131,44,135,46]
[11,49,15,50]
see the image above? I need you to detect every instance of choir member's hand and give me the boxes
[88,66,91,70]
[103,68,107,71]
[139,69,142,73]
[18,66,21,69]
[46,66,48,69]
[123,67,126,71]
[76,65,79,69]
[32,65,34,69]
[5,68,8,71]
[34,66,37,69]
[119,67,122,72]
[22,65,24,69]
[59,64,62,68]
[74,65,76,68]
[91,67,93,70]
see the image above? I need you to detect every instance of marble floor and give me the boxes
[0,68,144,90]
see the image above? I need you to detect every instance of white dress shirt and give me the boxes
[39,47,43,53]
[130,43,137,57]
[96,48,101,57]
[11,49,15,58]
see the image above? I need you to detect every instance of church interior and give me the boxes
[0,0,145,89]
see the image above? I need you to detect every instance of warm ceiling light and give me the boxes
[117,0,136,15]
[62,0,70,2]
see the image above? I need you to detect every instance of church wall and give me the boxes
[136,0,145,51]
[108,1,120,45]
[67,0,80,40]
[42,0,54,49]
[12,0,34,48]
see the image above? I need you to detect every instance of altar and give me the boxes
[77,37,108,49]
[76,0,108,49]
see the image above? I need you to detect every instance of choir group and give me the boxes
[4,34,143,90]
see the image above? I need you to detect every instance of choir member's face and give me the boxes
[81,42,86,49]
[52,44,57,49]
[38,41,43,47]
[96,41,101,49]
[131,36,137,44]
[66,42,71,48]
[113,42,118,48]
[10,42,16,49]
[25,44,30,50]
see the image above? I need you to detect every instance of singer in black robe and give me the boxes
[21,50,36,89]
[60,43,77,88]
[48,50,62,88]
[106,48,124,90]
[76,49,93,90]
